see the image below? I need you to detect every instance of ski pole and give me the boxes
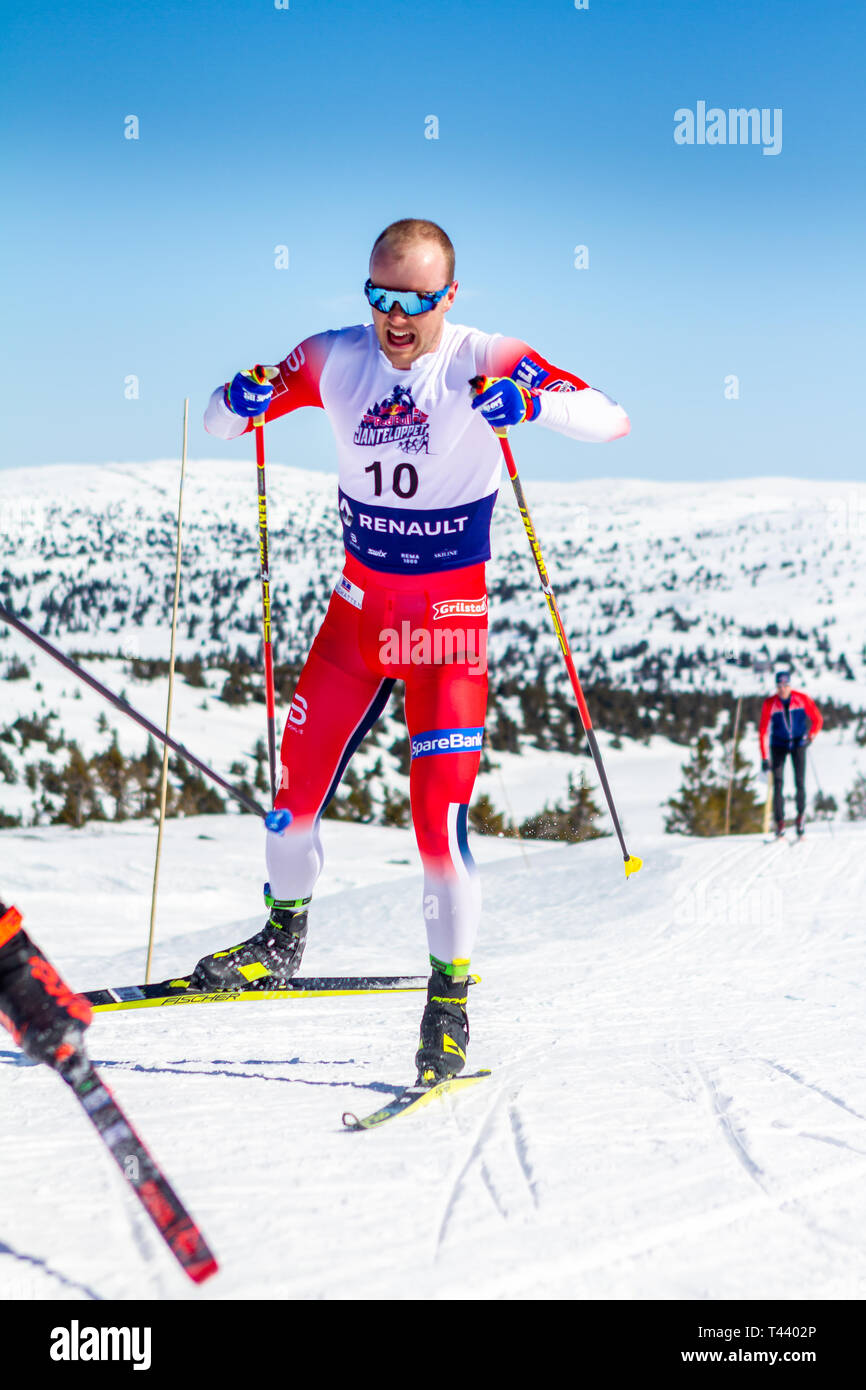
[0,604,289,831]
[724,695,742,835]
[252,366,280,803]
[469,377,642,879]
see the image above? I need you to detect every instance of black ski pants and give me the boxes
[771,743,807,825]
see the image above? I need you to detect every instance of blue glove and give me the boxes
[225,368,274,418]
[470,375,541,429]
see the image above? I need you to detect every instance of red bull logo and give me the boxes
[353,384,429,454]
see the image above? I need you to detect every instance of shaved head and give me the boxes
[370,219,455,282]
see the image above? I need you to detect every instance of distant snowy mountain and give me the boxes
[1,462,864,834]
[1,461,864,695]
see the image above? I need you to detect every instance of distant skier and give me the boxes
[0,900,92,1066]
[198,218,629,1082]
[759,670,823,838]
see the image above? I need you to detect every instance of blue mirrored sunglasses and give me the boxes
[364,279,451,316]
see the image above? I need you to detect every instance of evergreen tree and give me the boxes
[381,788,411,828]
[488,706,520,754]
[469,794,512,837]
[723,741,764,834]
[172,759,225,817]
[665,734,763,836]
[93,736,128,820]
[813,790,837,823]
[519,773,605,843]
[388,736,411,776]
[846,774,866,821]
[251,739,270,794]
[128,738,164,818]
[664,736,726,836]
[53,744,104,828]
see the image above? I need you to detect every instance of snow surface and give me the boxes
[2,813,866,1302]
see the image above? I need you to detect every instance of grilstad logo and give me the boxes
[431,597,487,620]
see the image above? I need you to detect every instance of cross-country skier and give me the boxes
[0,900,92,1066]
[196,218,629,1081]
[759,670,823,838]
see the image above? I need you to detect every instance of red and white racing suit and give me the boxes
[205,320,629,973]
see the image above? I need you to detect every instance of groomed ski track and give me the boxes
[1,816,865,1301]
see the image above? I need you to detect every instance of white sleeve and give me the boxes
[536,387,630,443]
[203,387,249,441]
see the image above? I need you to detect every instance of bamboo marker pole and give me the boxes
[763,774,774,835]
[724,695,742,835]
[145,399,189,983]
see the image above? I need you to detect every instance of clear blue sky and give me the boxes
[2,0,863,480]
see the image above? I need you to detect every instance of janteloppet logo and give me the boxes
[431,597,488,620]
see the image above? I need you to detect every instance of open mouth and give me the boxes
[386,328,415,350]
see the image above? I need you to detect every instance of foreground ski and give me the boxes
[86,975,430,1011]
[342,1069,492,1131]
[60,1052,217,1283]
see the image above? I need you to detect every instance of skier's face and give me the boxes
[368,240,457,369]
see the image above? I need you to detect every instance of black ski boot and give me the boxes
[796,813,806,838]
[190,886,309,990]
[774,820,786,840]
[415,969,469,1084]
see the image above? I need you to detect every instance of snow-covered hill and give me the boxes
[2,461,864,834]
[1,461,864,695]
[1,814,865,1301]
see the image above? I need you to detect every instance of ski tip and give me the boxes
[624,854,643,879]
[188,1256,219,1285]
[341,1112,362,1130]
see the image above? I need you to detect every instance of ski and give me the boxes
[60,1051,217,1284]
[342,1069,492,1131]
[85,974,478,1012]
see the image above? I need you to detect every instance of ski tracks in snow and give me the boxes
[694,1061,767,1192]
[433,1081,541,1257]
[431,1037,557,1260]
